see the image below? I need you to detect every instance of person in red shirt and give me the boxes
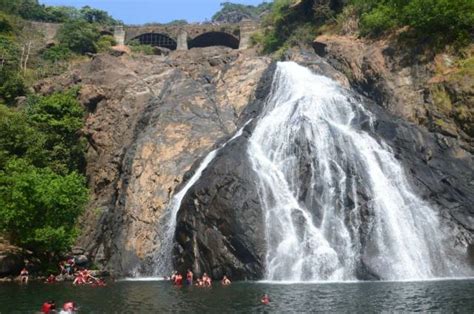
[41,300,55,313]
[174,273,183,286]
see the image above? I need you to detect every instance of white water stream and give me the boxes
[153,120,251,275]
[247,62,469,281]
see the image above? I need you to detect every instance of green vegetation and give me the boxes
[212,2,272,22]
[254,0,474,54]
[129,39,155,55]
[355,0,473,47]
[0,1,118,104]
[0,159,88,257]
[0,0,119,24]
[0,90,88,259]
[57,20,101,54]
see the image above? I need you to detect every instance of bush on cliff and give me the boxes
[0,35,27,105]
[26,90,87,174]
[355,0,474,47]
[0,159,88,257]
[57,20,100,54]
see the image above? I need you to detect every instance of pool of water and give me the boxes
[1,278,473,313]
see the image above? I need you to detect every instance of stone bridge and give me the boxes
[114,21,258,50]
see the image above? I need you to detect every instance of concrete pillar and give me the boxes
[239,20,258,50]
[177,29,188,50]
[114,25,126,46]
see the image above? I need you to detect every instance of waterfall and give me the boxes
[248,61,468,281]
[153,120,251,275]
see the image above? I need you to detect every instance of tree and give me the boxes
[80,5,117,25]
[26,90,86,174]
[0,105,46,169]
[0,158,88,256]
[57,20,99,54]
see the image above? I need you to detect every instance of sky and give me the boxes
[40,0,269,25]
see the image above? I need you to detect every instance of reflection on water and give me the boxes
[0,279,473,312]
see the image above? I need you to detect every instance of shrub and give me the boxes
[0,70,26,105]
[96,35,116,52]
[0,158,88,256]
[26,90,86,174]
[41,44,72,62]
[57,20,99,54]
[0,105,45,169]
[359,4,398,37]
[129,40,155,55]
[402,0,474,47]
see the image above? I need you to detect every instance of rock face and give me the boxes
[37,48,271,276]
[173,65,276,280]
[0,239,28,277]
[173,50,473,279]
[313,35,473,153]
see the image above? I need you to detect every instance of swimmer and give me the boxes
[60,301,77,314]
[41,300,56,313]
[221,275,231,286]
[186,269,193,286]
[19,267,29,284]
[45,274,56,284]
[261,294,270,305]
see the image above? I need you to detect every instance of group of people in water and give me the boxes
[41,300,78,314]
[167,270,270,305]
[168,269,231,287]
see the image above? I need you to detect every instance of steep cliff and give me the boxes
[36,48,271,275]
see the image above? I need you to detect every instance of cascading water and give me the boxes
[248,61,469,281]
[152,120,252,276]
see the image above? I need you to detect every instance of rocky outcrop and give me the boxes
[312,35,473,153]
[0,239,29,277]
[173,64,276,280]
[37,48,271,276]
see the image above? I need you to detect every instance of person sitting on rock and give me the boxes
[221,275,231,286]
[72,271,85,285]
[45,274,56,284]
[19,267,29,284]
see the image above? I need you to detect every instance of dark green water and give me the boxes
[1,279,473,313]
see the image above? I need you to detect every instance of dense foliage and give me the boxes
[254,0,474,54]
[0,159,88,255]
[355,0,474,46]
[0,91,88,258]
[57,20,101,54]
[212,2,272,22]
[0,0,119,24]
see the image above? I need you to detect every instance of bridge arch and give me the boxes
[188,31,239,49]
[129,33,177,50]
